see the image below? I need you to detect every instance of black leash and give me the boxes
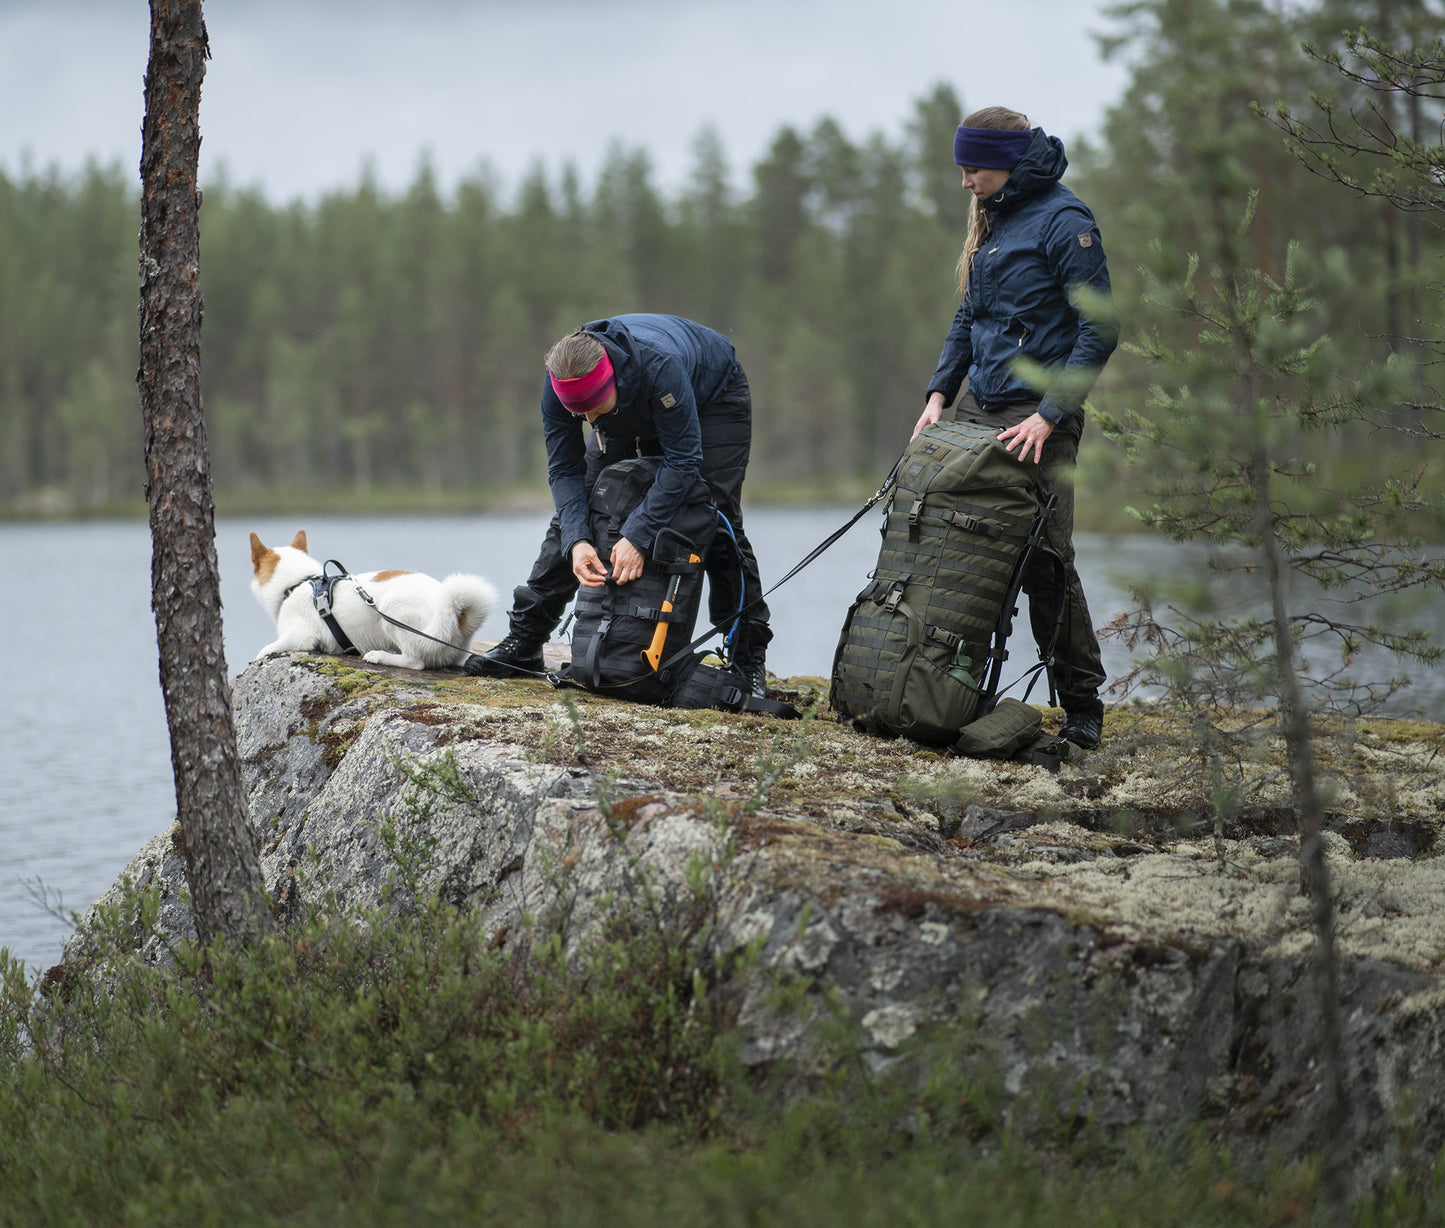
[467,453,906,691]
[296,560,473,657]
[644,452,905,681]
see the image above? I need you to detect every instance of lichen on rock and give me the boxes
[67,652,1445,1192]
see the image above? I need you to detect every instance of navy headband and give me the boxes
[953,126,1033,170]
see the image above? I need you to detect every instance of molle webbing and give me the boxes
[830,418,1054,746]
[564,456,717,704]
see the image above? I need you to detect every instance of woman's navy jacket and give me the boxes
[541,313,739,560]
[927,129,1120,425]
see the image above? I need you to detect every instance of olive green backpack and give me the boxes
[830,419,1063,760]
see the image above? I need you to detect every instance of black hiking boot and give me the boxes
[730,646,768,698]
[463,634,545,678]
[1060,704,1103,750]
[739,659,768,699]
[729,623,773,699]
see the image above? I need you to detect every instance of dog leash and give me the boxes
[301,559,472,656]
[641,450,905,681]
[476,453,905,690]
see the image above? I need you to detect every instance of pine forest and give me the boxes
[2,0,1442,524]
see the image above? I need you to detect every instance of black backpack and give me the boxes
[564,457,716,704]
[830,419,1062,754]
[562,456,798,718]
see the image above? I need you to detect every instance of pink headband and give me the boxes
[549,350,616,414]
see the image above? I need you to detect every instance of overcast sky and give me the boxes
[1,0,1133,205]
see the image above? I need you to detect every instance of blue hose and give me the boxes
[714,509,745,649]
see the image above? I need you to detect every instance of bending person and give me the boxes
[468,313,772,695]
[913,107,1120,749]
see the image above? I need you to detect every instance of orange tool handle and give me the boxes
[642,599,674,671]
[641,554,700,673]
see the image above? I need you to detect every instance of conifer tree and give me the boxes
[138,0,270,948]
[1268,18,1445,382]
[1101,184,1443,1209]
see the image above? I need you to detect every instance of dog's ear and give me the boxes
[249,532,268,569]
[291,530,308,553]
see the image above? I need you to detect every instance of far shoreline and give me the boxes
[0,483,1230,538]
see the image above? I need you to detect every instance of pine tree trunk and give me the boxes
[138,0,271,948]
[1247,420,1347,1215]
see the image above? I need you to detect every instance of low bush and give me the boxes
[3,876,1397,1227]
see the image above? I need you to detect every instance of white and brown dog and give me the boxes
[249,530,497,670]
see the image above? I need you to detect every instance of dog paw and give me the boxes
[362,650,415,668]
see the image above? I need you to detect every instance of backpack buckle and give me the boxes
[926,624,960,650]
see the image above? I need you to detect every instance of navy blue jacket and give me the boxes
[542,314,739,559]
[927,130,1119,425]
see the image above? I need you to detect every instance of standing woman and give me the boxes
[913,107,1120,749]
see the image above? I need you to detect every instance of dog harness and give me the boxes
[280,558,472,660]
[281,559,375,655]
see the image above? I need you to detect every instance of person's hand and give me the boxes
[571,542,610,587]
[912,392,946,439]
[998,413,1054,465]
[609,537,646,585]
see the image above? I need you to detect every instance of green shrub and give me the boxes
[0,761,1402,1226]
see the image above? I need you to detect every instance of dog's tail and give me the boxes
[441,574,499,644]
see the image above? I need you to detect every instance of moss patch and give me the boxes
[305,657,396,700]
[255,655,1445,972]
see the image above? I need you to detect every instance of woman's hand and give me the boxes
[572,538,646,586]
[609,537,646,585]
[998,412,1054,465]
[912,392,947,439]
[571,542,610,587]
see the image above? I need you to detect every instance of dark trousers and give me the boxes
[509,368,772,658]
[951,393,1106,710]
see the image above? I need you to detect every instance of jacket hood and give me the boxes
[585,318,637,378]
[984,129,1068,212]
[582,318,645,415]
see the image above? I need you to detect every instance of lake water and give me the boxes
[2,511,1440,974]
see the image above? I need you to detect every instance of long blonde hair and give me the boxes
[955,107,1031,303]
